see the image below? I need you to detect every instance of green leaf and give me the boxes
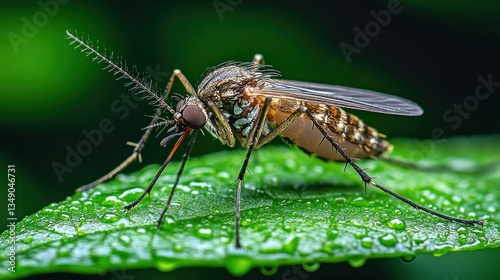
[1,135,499,279]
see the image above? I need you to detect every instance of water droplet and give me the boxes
[354,229,366,239]
[348,257,366,268]
[43,208,54,215]
[334,197,346,205]
[136,228,146,234]
[472,229,485,237]
[457,227,467,235]
[196,228,213,239]
[60,213,70,221]
[432,245,451,257]
[118,187,145,202]
[24,236,33,244]
[302,261,320,272]
[387,218,406,230]
[173,244,183,252]
[458,234,467,245]
[379,234,397,247]
[224,253,253,276]
[413,232,427,244]
[327,229,338,240]
[361,237,373,248]
[260,266,278,276]
[401,254,416,262]
[486,205,496,213]
[76,228,85,236]
[217,171,231,178]
[351,196,367,206]
[101,196,123,207]
[240,218,252,227]
[157,260,178,272]
[101,213,119,223]
[82,201,93,212]
[119,235,131,245]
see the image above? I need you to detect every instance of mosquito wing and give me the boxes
[253,79,423,116]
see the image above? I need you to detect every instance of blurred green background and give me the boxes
[1,0,499,279]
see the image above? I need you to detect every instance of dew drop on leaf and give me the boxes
[351,196,367,206]
[101,196,124,207]
[196,228,213,239]
[347,257,365,268]
[327,229,338,240]
[354,231,366,239]
[457,227,467,235]
[260,266,278,276]
[224,253,253,276]
[379,234,397,247]
[60,213,70,221]
[473,229,485,237]
[118,187,145,202]
[119,235,131,246]
[173,244,183,252]
[334,197,346,205]
[156,260,179,272]
[432,245,451,257]
[302,261,321,272]
[458,234,467,245]
[387,218,406,230]
[101,213,119,223]
[401,254,416,262]
[413,232,428,244]
[24,236,33,244]
[361,236,373,248]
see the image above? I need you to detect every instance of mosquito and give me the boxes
[66,31,485,248]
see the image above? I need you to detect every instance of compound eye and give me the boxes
[182,105,206,129]
[175,100,185,112]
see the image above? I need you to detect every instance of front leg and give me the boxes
[234,97,272,248]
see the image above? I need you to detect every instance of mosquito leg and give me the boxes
[301,109,485,226]
[157,130,198,226]
[124,129,192,211]
[235,97,272,248]
[207,101,236,147]
[76,70,193,192]
[254,107,306,148]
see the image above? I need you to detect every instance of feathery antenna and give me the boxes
[65,30,175,115]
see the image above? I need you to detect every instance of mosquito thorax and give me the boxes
[197,64,261,104]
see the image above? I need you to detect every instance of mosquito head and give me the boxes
[174,96,208,130]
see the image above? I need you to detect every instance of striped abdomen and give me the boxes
[266,98,392,161]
